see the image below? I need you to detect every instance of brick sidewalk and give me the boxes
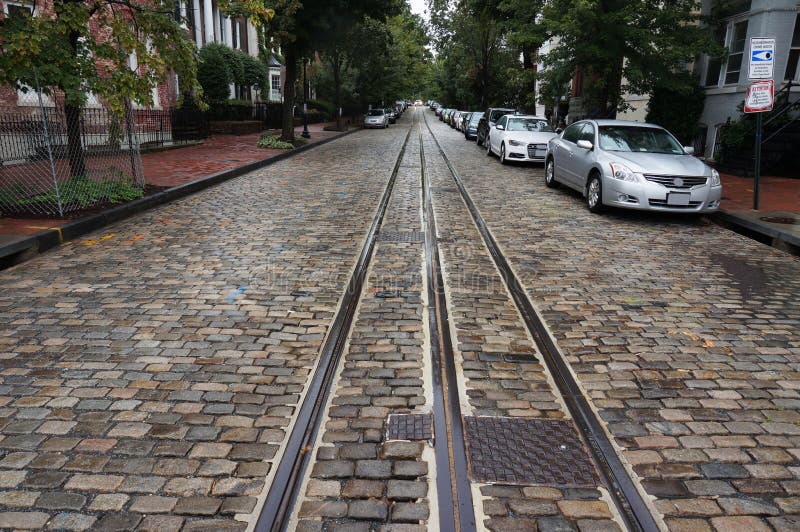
[0,123,348,237]
[719,172,799,213]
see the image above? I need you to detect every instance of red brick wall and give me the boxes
[0,0,179,112]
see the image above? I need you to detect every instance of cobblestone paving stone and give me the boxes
[421,118,621,530]
[426,111,800,531]
[0,125,408,530]
[295,117,432,532]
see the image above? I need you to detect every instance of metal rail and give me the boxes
[421,110,660,532]
[254,115,415,532]
[418,112,477,532]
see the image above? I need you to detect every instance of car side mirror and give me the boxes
[555,128,563,134]
[683,146,695,155]
[496,125,505,131]
[576,139,593,150]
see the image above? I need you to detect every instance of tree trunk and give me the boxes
[64,103,86,178]
[333,51,343,131]
[481,34,490,109]
[522,46,536,114]
[281,46,297,142]
[64,28,87,178]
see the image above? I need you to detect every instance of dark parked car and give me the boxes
[464,112,483,140]
[477,107,515,146]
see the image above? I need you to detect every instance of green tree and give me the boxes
[222,0,398,141]
[542,0,712,118]
[0,0,199,177]
[428,0,514,109]
[646,72,705,144]
[198,44,233,102]
[499,0,546,112]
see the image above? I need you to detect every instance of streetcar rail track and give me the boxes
[254,117,415,531]
[421,111,661,532]
[418,114,477,532]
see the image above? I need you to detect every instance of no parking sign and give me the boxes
[744,80,775,113]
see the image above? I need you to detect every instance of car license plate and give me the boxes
[667,192,691,206]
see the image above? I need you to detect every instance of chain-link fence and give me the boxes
[0,85,147,217]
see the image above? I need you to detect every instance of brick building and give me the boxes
[0,0,282,114]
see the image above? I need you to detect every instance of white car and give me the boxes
[486,115,558,164]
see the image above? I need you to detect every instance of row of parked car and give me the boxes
[427,101,722,214]
[364,101,410,129]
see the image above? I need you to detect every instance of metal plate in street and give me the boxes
[387,414,433,440]
[378,231,425,243]
[464,417,600,486]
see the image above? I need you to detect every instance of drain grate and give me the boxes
[760,216,797,225]
[387,414,433,441]
[464,417,599,486]
[379,231,425,243]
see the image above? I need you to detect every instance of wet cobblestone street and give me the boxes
[0,108,798,531]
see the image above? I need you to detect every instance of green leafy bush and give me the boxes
[198,44,232,102]
[308,100,336,120]
[8,174,144,212]
[242,54,268,89]
[257,135,294,149]
[645,73,705,145]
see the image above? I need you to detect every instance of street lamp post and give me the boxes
[301,58,310,139]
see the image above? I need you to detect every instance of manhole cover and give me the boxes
[379,231,425,243]
[464,417,600,486]
[387,414,433,441]
[760,216,797,225]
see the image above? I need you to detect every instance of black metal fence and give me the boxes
[253,102,283,129]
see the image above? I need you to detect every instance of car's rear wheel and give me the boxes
[500,143,507,164]
[545,158,559,188]
[476,134,483,147]
[587,173,604,213]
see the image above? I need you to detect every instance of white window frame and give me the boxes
[705,16,750,88]
[270,73,281,102]
[784,13,800,82]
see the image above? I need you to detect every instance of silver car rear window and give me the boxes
[368,110,384,116]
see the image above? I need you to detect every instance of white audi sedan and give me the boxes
[486,114,558,164]
[545,120,722,214]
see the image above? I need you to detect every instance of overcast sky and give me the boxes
[409,0,429,20]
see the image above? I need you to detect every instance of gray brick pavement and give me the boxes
[428,112,800,531]
[0,125,408,529]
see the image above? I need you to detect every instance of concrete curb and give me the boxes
[712,210,800,254]
[0,128,360,269]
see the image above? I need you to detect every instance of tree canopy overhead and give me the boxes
[0,0,199,112]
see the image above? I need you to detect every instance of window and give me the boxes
[562,122,583,144]
[705,18,749,87]
[724,20,748,84]
[785,15,800,81]
[578,123,595,143]
[705,25,727,87]
[496,115,508,128]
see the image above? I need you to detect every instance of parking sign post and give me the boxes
[754,112,762,210]
[745,36,775,210]
[744,80,775,210]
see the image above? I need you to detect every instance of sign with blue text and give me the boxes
[748,38,775,80]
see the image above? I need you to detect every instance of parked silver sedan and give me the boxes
[364,109,389,129]
[545,120,722,213]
